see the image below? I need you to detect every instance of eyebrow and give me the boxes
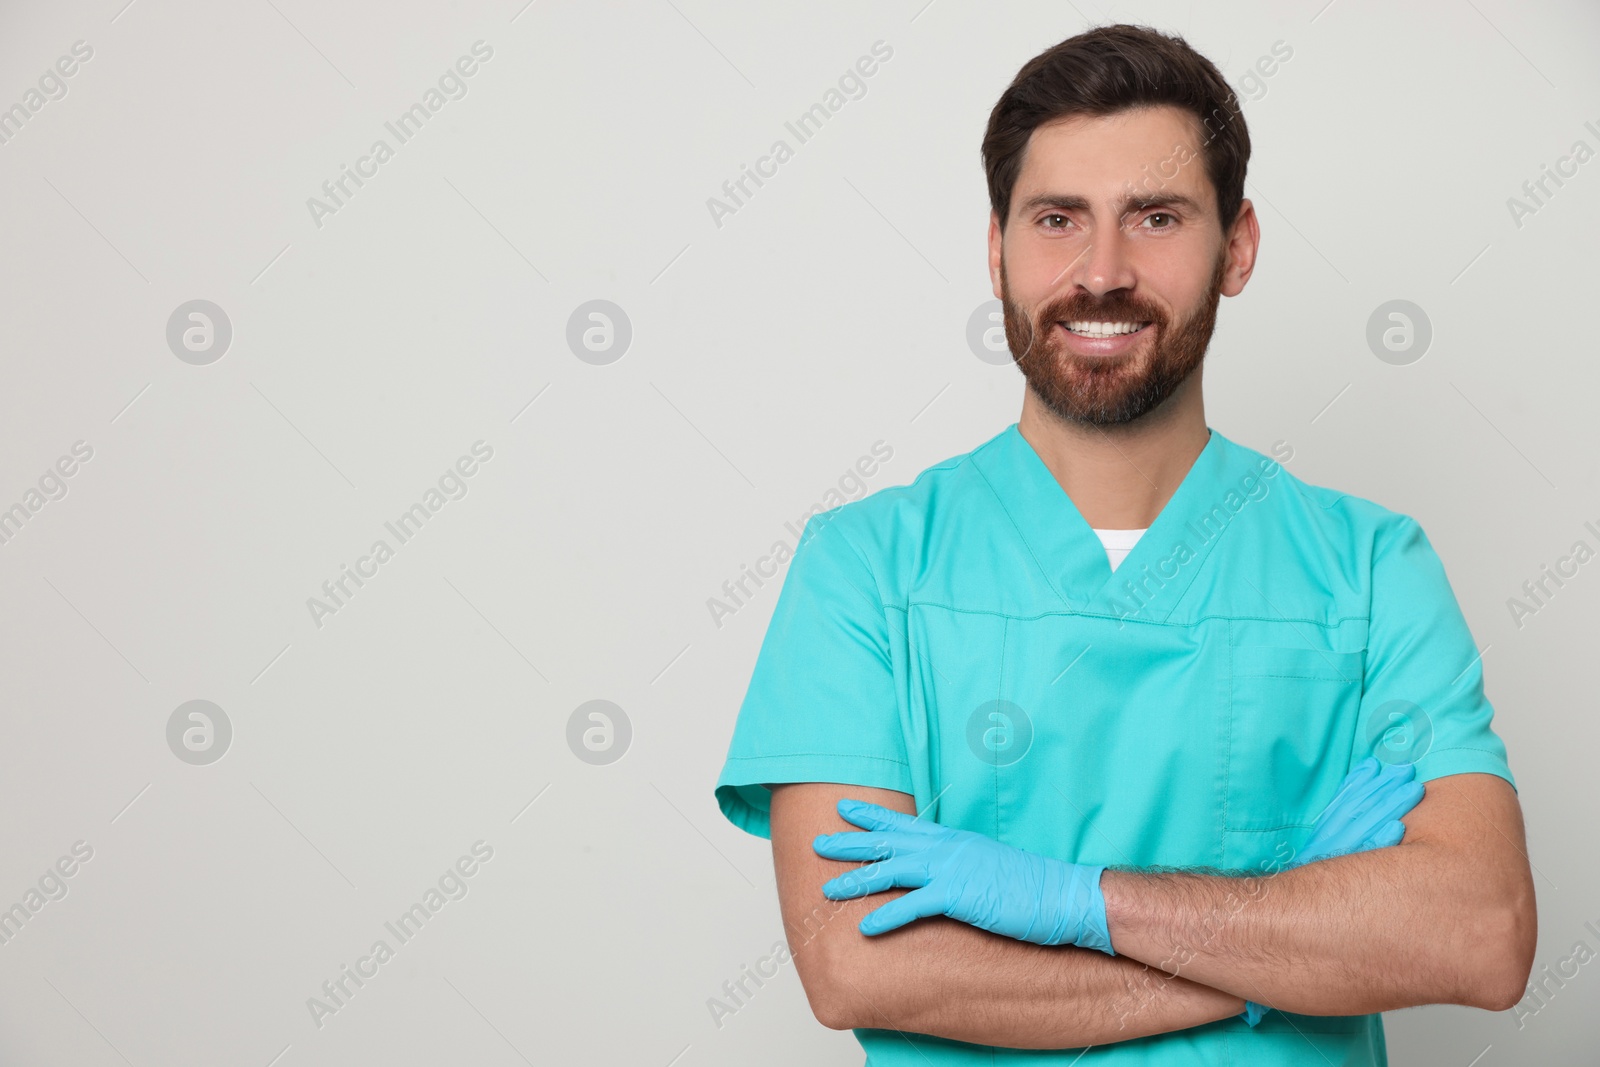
[1015,192,1207,219]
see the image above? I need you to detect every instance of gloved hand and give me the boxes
[812,799,1114,953]
[1240,756,1423,1026]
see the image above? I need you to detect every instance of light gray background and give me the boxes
[0,0,1595,1064]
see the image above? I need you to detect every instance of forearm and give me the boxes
[772,782,1243,1047]
[1102,835,1528,1015]
[796,894,1245,1047]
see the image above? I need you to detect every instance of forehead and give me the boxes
[1013,105,1209,209]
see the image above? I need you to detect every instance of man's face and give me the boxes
[991,105,1241,427]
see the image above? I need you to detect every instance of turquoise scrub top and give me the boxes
[715,422,1515,1067]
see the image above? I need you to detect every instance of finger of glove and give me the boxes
[1327,816,1408,858]
[858,886,947,936]
[821,856,930,899]
[1358,761,1417,807]
[1314,768,1381,829]
[1317,762,1413,831]
[1363,780,1424,827]
[1306,790,1383,847]
[1301,764,1421,864]
[1322,774,1407,831]
[836,799,935,835]
[1326,757,1411,816]
[1325,757,1381,808]
[1366,818,1406,850]
[1334,775,1422,841]
[812,830,913,862]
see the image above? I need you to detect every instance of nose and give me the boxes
[1063,223,1137,300]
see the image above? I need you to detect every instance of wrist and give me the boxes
[1040,859,1114,954]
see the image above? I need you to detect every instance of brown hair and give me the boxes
[982,24,1251,234]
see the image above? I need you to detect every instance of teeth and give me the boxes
[1064,321,1147,337]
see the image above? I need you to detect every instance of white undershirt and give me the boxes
[1093,528,1148,572]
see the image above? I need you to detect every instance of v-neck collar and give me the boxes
[972,421,1242,620]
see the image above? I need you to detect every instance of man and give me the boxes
[713,23,1535,1065]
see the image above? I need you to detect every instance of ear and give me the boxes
[1219,199,1260,298]
[988,211,1004,300]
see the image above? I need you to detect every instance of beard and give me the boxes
[1001,249,1228,427]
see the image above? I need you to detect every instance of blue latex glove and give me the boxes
[812,799,1115,954]
[1240,756,1424,1026]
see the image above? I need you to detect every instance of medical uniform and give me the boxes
[715,422,1515,1066]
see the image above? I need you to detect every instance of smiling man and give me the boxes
[713,23,1535,1065]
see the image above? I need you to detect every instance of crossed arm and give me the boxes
[769,772,1536,1049]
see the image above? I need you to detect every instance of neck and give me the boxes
[1016,373,1210,530]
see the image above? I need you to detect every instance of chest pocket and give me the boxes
[1225,642,1366,833]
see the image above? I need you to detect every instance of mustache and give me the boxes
[1040,298,1164,326]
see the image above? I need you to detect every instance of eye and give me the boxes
[1042,213,1072,230]
[1143,212,1176,229]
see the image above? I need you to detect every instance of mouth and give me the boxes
[1060,320,1150,338]
[1054,319,1153,356]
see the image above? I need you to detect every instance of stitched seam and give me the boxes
[884,602,1369,628]
[1236,672,1359,682]
[993,616,1008,842]
[968,456,1082,614]
[722,753,910,766]
[1222,619,1234,844]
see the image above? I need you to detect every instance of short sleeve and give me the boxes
[1353,514,1515,791]
[714,513,913,839]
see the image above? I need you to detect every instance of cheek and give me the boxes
[1010,243,1083,298]
[1137,257,1213,314]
